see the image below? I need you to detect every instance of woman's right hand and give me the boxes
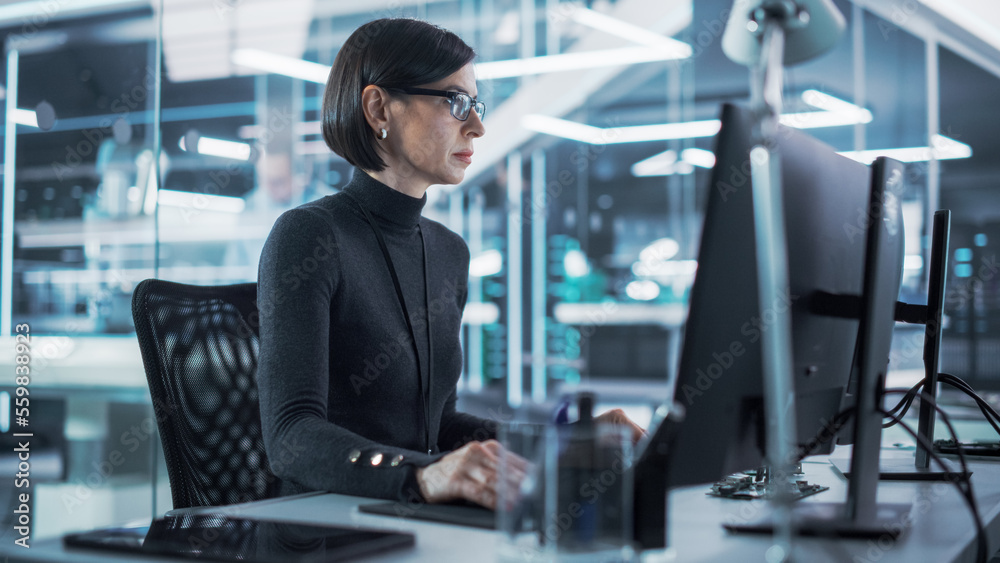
[415,440,527,510]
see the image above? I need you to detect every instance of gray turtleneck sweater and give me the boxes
[257,169,495,502]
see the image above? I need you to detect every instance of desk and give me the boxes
[6,450,1000,563]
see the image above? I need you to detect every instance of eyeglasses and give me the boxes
[384,87,487,122]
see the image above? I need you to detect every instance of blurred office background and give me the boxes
[2,0,1000,542]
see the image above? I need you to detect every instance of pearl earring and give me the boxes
[380,128,387,139]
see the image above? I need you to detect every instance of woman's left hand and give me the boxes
[595,408,647,444]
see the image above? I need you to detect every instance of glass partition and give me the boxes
[7,10,158,334]
[1,3,162,540]
[938,44,1000,391]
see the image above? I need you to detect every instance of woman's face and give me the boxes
[382,63,485,192]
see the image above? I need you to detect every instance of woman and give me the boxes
[258,17,641,510]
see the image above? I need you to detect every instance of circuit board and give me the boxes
[707,471,830,501]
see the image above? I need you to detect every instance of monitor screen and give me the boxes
[663,103,879,488]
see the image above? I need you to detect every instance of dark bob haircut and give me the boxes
[322,18,476,172]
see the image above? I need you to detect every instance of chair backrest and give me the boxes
[131,279,278,509]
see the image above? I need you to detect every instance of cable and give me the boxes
[938,373,999,420]
[793,384,985,561]
[882,378,924,429]
[883,380,919,418]
[938,373,1000,437]
[881,388,986,563]
[877,372,1000,435]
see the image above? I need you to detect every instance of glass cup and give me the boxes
[497,422,635,562]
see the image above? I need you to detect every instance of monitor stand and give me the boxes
[875,211,967,482]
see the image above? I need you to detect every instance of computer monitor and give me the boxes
[833,210,964,480]
[633,103,908,547]
[665,103,876,485]
[916,210,951,467]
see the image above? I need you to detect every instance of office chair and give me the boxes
[131,279,279,509]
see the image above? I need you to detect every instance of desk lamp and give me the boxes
[720,1,845,558]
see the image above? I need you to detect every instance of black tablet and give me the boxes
[63,513,414,562]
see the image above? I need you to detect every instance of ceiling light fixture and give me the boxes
[230,43,692,85]
[476,44,691,80]
[537,90,872,148]
[632,148,714,177]
[568,6,693,51]
[12,108,37,128]
[179,135,253,161]
[469,249,504,278]
[234,6,694,87]
[524,114,722,144]
[680,147,717,168]
[231,48,329,84]
[0,0,137,22]
[632,150,689,177]
[157,189,246,214]
[838,134,972,164]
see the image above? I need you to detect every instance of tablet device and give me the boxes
[63,513,414,562]
[359,500,496,530]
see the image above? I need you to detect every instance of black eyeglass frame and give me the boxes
[383,86,487,122]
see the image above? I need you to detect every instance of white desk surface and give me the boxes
[5,449,1000,563]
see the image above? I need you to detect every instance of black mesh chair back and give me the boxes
[132,279,278,509]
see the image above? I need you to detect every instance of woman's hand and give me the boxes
[595,408,647,444]
[415,440,527,509]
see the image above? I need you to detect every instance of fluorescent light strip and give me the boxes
[779,110,871,129]
[636,134,971,178]
[179,136,253,161]
[236,30,692,86]
[461,302,500,325]
[521,114,608,143]
[632,148,714,178]
[838,134,972,164]
[569,6,692,51]
[476,45,690,80]
[231,48,329,84]
[0,0,137,21]
[680,148,716,168]
[553,302,687,325]
[157,189,246,214]
[802,89,872,117]
[782,90,872,129]
[524,114,722,144]
[13,108,37,127]
[632,259,698,278]
[631,149,677,177]
[469,249,503,278]
[611,120,724,143]
[197,137,252,160]
[539,90,873,148]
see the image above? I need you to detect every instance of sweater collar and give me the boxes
[343,169,426,228]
